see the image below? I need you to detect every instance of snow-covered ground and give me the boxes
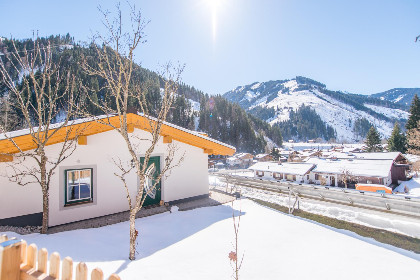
[3,199,419,280]
[210,175,420,239]
[394,178,420,198]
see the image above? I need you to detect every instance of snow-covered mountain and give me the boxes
[371,88,420,107]
[223,77,409,142]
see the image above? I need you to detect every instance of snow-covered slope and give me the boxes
[224,77,409,142]
[371,88,420,107]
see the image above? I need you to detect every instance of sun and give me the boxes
[207,0,224,12]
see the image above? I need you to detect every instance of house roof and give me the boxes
[307,158,393,178]
[0,113,236,156]
[233,153,253,159]
[353,152,402,161]
[255,154,270,159]
[249,162,315,176]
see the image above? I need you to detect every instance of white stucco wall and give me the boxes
[0,128,209,226]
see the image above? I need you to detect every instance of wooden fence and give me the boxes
[0,234,121,280]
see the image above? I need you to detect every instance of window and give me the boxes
[65,168,93,205]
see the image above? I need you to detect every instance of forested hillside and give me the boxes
[0,35,282,153]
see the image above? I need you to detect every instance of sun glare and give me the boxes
[204,0,225,43]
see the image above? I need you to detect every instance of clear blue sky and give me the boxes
[1,0,420,95]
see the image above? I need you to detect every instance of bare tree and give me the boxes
[0,39,81,233]
[339,169,357,189]
[82,3,184,260]
[229,201,244,280]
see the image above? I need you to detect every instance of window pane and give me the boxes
[67,170,76,184]
[79,183,91,199]
[80,169,91,184]
[68,184,80,201]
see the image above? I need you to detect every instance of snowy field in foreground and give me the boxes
[2,200,420,280]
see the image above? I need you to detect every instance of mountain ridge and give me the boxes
[223,76,409,142]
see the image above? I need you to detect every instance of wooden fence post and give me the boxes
[62,257,73,280]
[0,235,7,243]
[109,274,122,280]
[0,239,22,280]
[27,243,37,269]
[20,240,27,265]
[49,252,61,279]
[38,248,48,274]
[91,268,104,280]
[76,262,88,280]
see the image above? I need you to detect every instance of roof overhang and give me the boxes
[0,113,236,156]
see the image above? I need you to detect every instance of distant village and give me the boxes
[209,142,419,194]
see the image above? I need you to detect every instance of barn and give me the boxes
[0,113,235,227]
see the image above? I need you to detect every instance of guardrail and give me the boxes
[213,174,420,218]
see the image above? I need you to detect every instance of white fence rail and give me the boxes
[214,174,420,218]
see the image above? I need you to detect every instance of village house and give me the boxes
[226,152,253,167]
[255,153,273,162]
[306,156,403,187]
[0,114,235,227]
[248,162,315,183]
[248,152,409,188]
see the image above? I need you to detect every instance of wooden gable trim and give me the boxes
[163,135,172,143]
[127,123,135,133]
[78,135,87,145]
[0,114,235,156]
[0,154,13,162]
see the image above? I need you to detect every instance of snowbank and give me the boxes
[394,178,420,197]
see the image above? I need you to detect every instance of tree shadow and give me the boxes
[10,204,244,270]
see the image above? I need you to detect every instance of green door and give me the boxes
[140,156,161,207]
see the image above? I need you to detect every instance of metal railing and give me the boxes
[213,174,420,218]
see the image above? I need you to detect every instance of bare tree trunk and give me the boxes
[40,155,49,234]
[129,211,137,260]
[41,189,49,234]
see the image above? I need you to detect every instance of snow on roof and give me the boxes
[394,178,420,197]
[354,152,401,161]
[249,161,315,175]
[403,154,420,164]
[235,153,252,159]
[307,158,393,178]
[326,152,356,159]
[255,154,269,159]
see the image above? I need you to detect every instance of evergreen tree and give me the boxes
[387,122,407,153]
[270,148,280,161]
[365,126,382,152]
[406,94,420,130]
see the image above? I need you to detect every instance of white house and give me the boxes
[248,162,315,183]
[307,158,394,187]
[0,114,235,227]
[226,153,253,167]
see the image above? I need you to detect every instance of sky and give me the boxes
[1,0,420,96]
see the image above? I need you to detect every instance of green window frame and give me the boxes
[64,168,93,206]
